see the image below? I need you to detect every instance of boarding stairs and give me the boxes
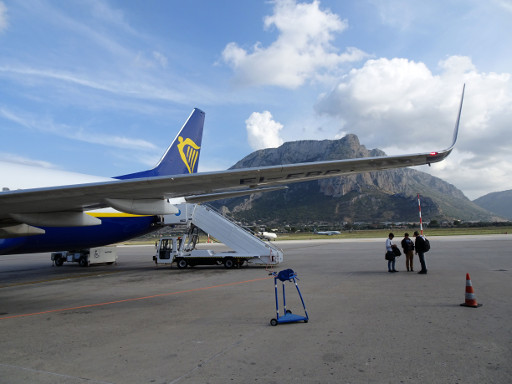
[163,203,283,265]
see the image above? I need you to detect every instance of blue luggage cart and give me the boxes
[270,269,309,326]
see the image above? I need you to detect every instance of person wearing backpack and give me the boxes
[413,231,428,274]
[401,233,415,272]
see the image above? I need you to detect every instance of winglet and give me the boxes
[115,108,205,179]
[425,84,465,164]
[447,84,465,151]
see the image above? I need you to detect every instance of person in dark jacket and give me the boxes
[413,231,427,274]
[401,233,415,272]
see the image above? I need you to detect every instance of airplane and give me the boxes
[0,108,206,255]
[314,229,341,236]
[258,231,278,240]
[0,86,465,256]
[242,226,278,240]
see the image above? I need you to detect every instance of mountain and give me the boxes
[211,134,500,226]
[473,190,512,220]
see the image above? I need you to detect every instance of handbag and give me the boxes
[392,246,401,257]
[385,251,394,260]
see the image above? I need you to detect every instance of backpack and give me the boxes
[423,237,431,252]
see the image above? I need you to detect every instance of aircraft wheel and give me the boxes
[223,258,234,269]
[176,258,188,269]
[270,318,278,326]
[54,257,64,267]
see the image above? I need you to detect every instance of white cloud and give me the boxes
[152,51,168,68]
[222,0,368,88]
[0,65,188,104]
[315,55,512,199]
[0,108,157,151]
[368,0,423,30]
[0,1,7,32]
[0,153,55,169]
[493,0,512,13]
[246,111,284,150]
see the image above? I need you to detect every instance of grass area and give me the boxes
[274,226,512,240]
[124,226,512,245]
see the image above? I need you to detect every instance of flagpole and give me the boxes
[417,194,424,235]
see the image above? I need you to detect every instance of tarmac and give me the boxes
[0,235,511,384]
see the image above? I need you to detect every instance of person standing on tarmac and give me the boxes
[401,233,415,272]
[385,233,398,273]
[413,231,427,274]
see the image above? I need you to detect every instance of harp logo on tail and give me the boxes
[177,136,201,173]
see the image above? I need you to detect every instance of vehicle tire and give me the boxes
[270,318,278,326]
[224,258,234,269]
[79,257,88,267]
[54,257,64,267]
[176,258,188,269]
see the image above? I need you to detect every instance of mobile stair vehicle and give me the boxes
[154,204,283,268]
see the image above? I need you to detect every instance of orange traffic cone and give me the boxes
[460,273,482,308]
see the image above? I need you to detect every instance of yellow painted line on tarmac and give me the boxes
[0,276,273,321]
[0,271,120,289]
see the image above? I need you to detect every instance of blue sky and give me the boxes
[1,0,512,200]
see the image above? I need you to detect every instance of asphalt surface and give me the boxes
[1,235,511,383]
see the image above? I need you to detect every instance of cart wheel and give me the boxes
[79,257,88,267]
[224,258,234,269]
[304,319,308,323]
[54,257,64,267]
[176,258,188,269]
[285,310,292,314]
[270,318,278,326]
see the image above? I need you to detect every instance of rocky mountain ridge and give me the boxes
[211,134,500,225]
[473,190,512,220]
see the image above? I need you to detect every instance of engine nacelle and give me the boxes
[105,198,179,215]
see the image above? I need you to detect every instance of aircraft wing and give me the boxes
[0,85,464,221]
[0,146,454,217]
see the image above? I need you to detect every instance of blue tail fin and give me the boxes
[115,108,205,180]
